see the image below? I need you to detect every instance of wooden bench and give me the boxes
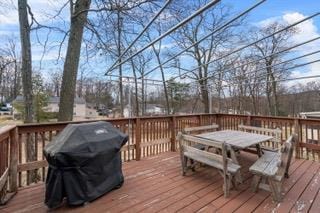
[249,134,296,202]
[238,125,282,153]
[182,124,219,150]
[183,124,219,134]
[177,132,241,197]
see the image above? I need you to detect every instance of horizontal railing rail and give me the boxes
[0,113,319,203]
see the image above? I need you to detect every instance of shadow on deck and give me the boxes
[1,151,320,213]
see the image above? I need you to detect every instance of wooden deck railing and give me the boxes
[0,113,319,203]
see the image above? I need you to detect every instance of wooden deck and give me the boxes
[1,151,320,213]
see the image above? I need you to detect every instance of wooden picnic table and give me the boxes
[196,130,274,183]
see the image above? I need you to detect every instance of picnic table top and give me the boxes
[196,130,274,149]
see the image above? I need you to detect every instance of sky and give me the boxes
[0,0,319,86]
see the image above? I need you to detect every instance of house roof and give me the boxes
[14,96,86,104]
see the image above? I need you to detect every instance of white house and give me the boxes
[146,104,165,115]
[13,96,98,119]
[123,104,165,117]
[300,112,320,119]
[44,96,86,117]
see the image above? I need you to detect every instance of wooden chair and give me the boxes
[238,125,282,153]
[177,132,241,198]
[249,134,296,202]
[182,124,219,150]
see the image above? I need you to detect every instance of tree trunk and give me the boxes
[141,78,145,115]
[18,0,37,183]
[58,0,91,121]
[130,59,140,116]
[270,73,279,116]
[265,65,273,115]
[18,0,33,123]
[117,10,124,117]
[13,60,19,98]
[151,45,170,114]
[199,80,209,113]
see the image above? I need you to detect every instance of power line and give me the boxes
[170,12,320,81]
[142,0,267,78]
[106,74,164,83]
[108,79,163,86]
[106,0,222,74]
[225,74,320,88]
[255,58,320,80]
[223,49,320,82]
[183,57,320,88]
[188,36,320,83]
[107,0,173,72]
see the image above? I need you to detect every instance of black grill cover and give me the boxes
[43,121,128,208]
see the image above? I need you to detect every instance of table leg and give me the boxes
[229,147,243,183]
[256,144,262,157]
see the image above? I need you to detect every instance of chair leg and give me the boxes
[223,175,232,198]
[268,178,282,202]
[189,159,196,172]
[231,175,238,190]
[235,170,243,184]
[251,175,261,192]
[181,156,188,176]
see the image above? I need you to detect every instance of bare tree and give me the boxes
[130,5,172,114]
[249,22,297,116]
[84,0,158,117]
[170,1,243,113]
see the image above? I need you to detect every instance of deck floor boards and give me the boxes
[0,151,320,213]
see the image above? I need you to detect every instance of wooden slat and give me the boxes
[0,168,9,192]
[183,124,219,133]
[17,160,48,172]
[180,134,223,148]
[299,142,320,151]
[120,144,136,151]
[183,145,223,163]
[249,152,280,176]
[140,139,170,148]
[0,132,10,143]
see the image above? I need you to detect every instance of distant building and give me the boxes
[146,104,165,115]
[123,104,165,117]
[300,112,320,119]
[13,96,98,119]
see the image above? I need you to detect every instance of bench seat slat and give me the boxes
[184,151,240,174]
[249,152,280,177]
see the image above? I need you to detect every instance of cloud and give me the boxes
[282,12,320,85]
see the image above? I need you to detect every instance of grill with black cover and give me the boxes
[43,121,128,208]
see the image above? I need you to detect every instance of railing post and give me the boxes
[170,116,177,152]
[246,115,252,126]
[216,114,222,130]
[135,118,141,161]
[9,127,18,193]
[294,118,301,159]
[199,114,203,126]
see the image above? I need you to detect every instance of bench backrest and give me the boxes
[277,134,296,179]
[238,125,282,151]
[183,124,219,135]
